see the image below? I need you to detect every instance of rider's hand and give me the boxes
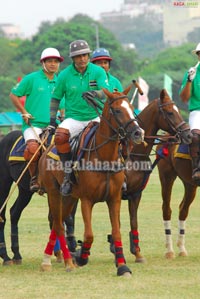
[45,118,56,135]
[187,67,196,82]
[21,113,33,125]
[82,91,97,101]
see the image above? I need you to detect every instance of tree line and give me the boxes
[0,14,197,120]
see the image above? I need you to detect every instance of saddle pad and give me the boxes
[9,136,26,161]
[9,134,54,162]
[174,144,191,160]
[47,123,99,161]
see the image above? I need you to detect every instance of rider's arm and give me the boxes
[180,81,192,103]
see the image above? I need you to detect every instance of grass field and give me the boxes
[1,168,200,299]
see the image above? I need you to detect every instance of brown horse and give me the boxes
[38,85,144,276]
[156,141,197,259]
[108,89,192,263]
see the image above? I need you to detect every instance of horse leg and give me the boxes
[74,199,93,267]
[10,187,33,264]
[177,182,197,257]
[0,210,13,265]
[65,200,78,252]
[128,193,145,263]
[107,197,132,277]
[0,180,13,265]
[158,159,177,259]
[41,192,76,272]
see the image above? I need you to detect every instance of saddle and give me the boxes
[47,121,99,162]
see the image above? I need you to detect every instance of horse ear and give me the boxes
[160,89,169,100]
[123,83,132,95]
[102,88,113,99]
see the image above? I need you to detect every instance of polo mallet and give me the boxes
[130,79,144,105]
[0,133,49,223]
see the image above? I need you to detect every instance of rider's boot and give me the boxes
[189,131,200,185]
[28,161,40,192]
[59,152,73,196]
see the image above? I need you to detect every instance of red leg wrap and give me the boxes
[57,235,71,260]
[114,240,126,264]
[44,229,57,256]
[131,230,139,250]
[81,242,91,259]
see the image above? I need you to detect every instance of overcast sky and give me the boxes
[1,0,124,38]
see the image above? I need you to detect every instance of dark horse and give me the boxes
[107,89,192,263]
[156,141,198,258]
[38,86,144,276]
[0,131,76,266]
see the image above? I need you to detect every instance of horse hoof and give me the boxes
[2,260,14,266]
[179,251,188,257]
[135,256,146,263]
[65,258,77,272]
[117,265,132,276]
[40,263,52,272]
[12,259,22,265]
[165,252,175,259]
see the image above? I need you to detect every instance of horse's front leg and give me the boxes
[107,194,132,277]
[128,193,145,263]
[74,199,93,267]
[177,182,197,257]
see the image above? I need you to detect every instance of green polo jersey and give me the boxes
[107,72,123,92]
[11,69,57,132]
[52,62,110,121]
[179,65,200,111]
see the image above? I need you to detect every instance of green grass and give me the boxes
[1,169,200,299]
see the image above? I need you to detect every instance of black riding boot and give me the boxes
[59,152,72,196]
[189,132,200,184]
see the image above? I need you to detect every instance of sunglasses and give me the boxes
[196,51,200,56]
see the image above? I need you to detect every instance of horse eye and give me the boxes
[114,109,122,114]
[167,112,173,116]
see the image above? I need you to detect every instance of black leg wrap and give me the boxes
[66,236,77,252]
[72,242,90,266]
[107,234,115,254]
[117,265,132,276]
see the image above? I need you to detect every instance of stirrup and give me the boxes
[60,177,72,196]
[30,176,40,192]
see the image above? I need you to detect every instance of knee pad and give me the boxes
[24,140,40,161]
[55,127,71,153]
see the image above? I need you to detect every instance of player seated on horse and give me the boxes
[9,47,64,192]
[180,42,200,184]
[47,39,112,196]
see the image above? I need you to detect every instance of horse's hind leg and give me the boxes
[157,159,177,259]
[0,180,13,265]
[177,182,197,257]
[74,199,93,267]
[65,199,78,252]
[128,193,146,263]
[10,187,33,264]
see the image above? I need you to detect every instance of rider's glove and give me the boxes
[187,67,196,82]
[82,91,97,101]
[45,118,56,135]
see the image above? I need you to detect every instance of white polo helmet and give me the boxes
[192,43,200,54]
[69,40,91,58]
[40,48,64,62]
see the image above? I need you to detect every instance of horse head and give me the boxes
[157,89,192,144]
[102,86,144,145]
